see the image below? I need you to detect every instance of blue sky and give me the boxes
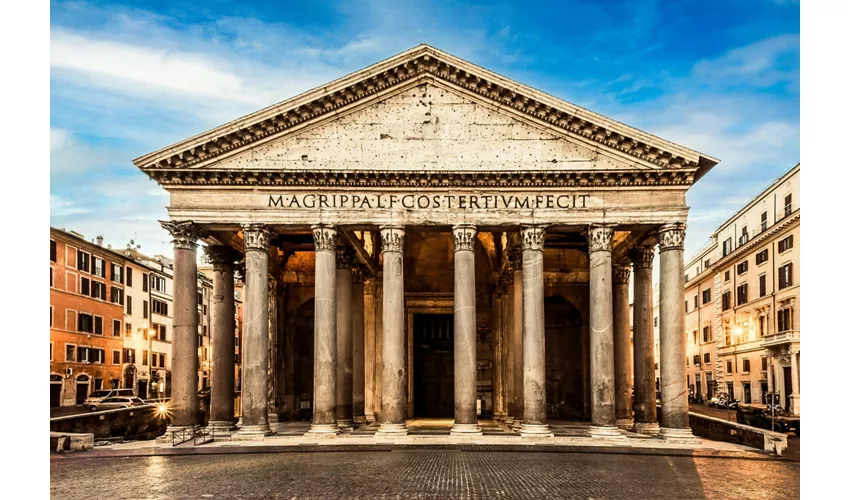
[50,0,800,258]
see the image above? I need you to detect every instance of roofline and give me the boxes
[51,226,174,277]
[711,162,800,238]
[133,43,719,173]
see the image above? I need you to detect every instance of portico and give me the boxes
[134,45,718,441]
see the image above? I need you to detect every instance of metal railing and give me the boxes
[170,425,215,447]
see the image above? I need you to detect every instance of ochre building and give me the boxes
[133,45,719,440]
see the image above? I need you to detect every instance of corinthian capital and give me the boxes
[380,225,405,254]
[203,245,239,271]
[521,225,546,252]
[242,224,271,252]
[613,264,631,285]
[585,225,614,253]
[658,223,686,252]
[628,245,655,269]
[311,224,337,252]
[452,224,477,252]
[160,220,205,250]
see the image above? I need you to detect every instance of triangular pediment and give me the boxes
[134,44,718,185]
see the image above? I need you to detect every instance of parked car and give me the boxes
[83,388,135,410]
[87,396,146,412]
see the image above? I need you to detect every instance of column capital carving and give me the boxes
[379,225,405,253]
[452,224,477,252]
[520,225,546,252]
[311,224,337,252]
[628,245,655,269]
[336,245,355,269]
[242,224,271,252]
[585,224,615,253]
[658,222,686,251]
[203,245,239,271]
[613,264,631,285]
[160,220,205,250]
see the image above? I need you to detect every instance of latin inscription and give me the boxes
[268,193,592,210]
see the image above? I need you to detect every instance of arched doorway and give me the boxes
[75,374,90,405]
[50,374,63,408]
[545,296,585,420]
[124,365,137,393]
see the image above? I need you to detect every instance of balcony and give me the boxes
[761,330,800,347]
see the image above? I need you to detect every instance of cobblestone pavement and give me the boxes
[51,450,798,499]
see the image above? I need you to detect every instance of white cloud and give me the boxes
[692,34,799,89]
[50,194,91,216]
[50,127,71,151]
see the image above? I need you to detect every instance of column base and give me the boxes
[354,415,368,424]
[450,422,483,437]
[267,413,280,424]
[233,424,274,440]
[510,419,523,432]
[659,427,700,443]
[588,425,627,440]
[207,420,238,435]
[304,424,340,437]
[365,414,376,423]
[337,419,355,431]
[503,416,515,426]
[375,422,409,437]
[373,412,383,424]
[634,422,661,437]
[615,418,634,430]
[520,423,553,438]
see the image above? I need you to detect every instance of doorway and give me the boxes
[138,379,148,400]
[544,297,585,419]
[75,375,89,405]
[413,314,454,418]
[783,366,792,410]
[50,375,62,408]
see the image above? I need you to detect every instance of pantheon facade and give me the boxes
[134,45,718,440]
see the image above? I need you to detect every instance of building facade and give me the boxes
[133,45,719,440]
[684,163,800,415]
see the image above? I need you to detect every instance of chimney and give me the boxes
[96,235,103,247]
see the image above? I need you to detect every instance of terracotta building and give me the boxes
[684,163,800,415]
[50,228,127,407]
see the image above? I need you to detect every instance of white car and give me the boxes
[87,396,146,412]
[83,389,136,411]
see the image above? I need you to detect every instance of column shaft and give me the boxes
[335,246,354,429]
[492,291,504,420]
[658,223,696,440]
[612,265,633,428]
[503,275,516,425]
[307,224,339,435]
[790,349,800,415]
[352,269,367,423]
[630,245,658,435]
[586,225,620,438]
[377,226,408,436]
[206,246,237,431]
[451,225,481,435]
[363,279,377,422]
[237,224,273,437]
[511,254,524,430]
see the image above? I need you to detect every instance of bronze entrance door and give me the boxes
[413,314,454,418]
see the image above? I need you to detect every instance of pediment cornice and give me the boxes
[133,45,718,180]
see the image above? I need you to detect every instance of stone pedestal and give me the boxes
[376,226,408,437]
[236,224,274,438]
[629,244,659,436]
[450,225,482,436]
[306,224,339,437]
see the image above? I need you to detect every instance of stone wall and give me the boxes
[687,411,787,456]
[49,405,167,440]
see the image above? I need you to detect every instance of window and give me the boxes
[151,275,166,293]
[722,238,732,257]
[760,211,768,231]
[152,299,168,316]
[778,235,794,253]
[66,344,75,362]
[702,326,711,343]
[94,316,103,335]
[143,273,149,292]
[693,354,700,366]
[724,270,730,282]
[151,353,157,368]
[722,291,731,311]
[110,286,124,305]
[125,323,132,337]
[704,352,711,364]
[112,319,121,337]
[77,346,90,363]
[742,359,751,373]
[50,267,53,287]
[126,295,132,315]
[78,313,94,333]
[778,307,793,332]
[153,323,167,341]
[50,306,53,327]
[198,293,203,306]
[736,260,748,275]
[80,277,90,296]
[50,240,57,262]
[759,274,767,297]
[726,360,733,373]
[203,325,208,336]
[685,300,689,313]
[761,357,768,371]
[78,251,90,272]
[123,348,136,364]
[654,316,658,327]
[91,281,107,300]
[727,382,735,399]
[702,289,711,304]
[112,350,121,364]
[755,249,768,265]
[784,194,792,217]
[736,283,748,305]
[692,330,698,345]
[778,263,793,289]
[143,300,149,319]
[739,226,748,246]
[704,259,711,269]
[693,295,698,310]
[159,353,166,368]
[93,257,105,278]
[142,350,149,366]
[77,347,103,364]
[684,273,690,283]
[758,315,767,337]
[724,325,731,346]
[111,263,123,284]
[198,335,203,347]
[126,267,133,287]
